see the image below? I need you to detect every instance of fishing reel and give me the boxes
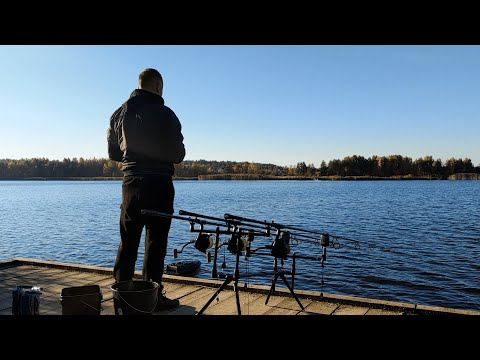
[227,232,253,255]
[227,233,246,255]
[173,232,215,258]
[270,231,291,259]
[194,233,214,253]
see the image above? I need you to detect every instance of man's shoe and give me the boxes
[154,292,180,311]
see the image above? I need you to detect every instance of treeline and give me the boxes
[0,158,122,178]
[177,155,479,178]
[0,155,479,179]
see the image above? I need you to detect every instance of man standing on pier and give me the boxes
[107,68,186,311]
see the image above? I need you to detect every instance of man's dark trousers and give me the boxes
[113,174,174,287]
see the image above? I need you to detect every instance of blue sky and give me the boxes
[0,45,478,167]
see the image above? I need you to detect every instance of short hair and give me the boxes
[138,68,163,88]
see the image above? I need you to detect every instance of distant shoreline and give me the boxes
[1,173,479,181]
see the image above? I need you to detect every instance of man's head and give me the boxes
[138,68,163,96]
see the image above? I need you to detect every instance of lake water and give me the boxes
[0,180,478,311]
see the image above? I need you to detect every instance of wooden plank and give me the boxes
[66,271,102,280]
[0,274,12,282]
[0,290,12,301]
[176,287,221,308]
[96,279,116,288]
[415,304,479,315]
[33,268,68,276]
[301,300,340,315]
[199,290,240,315]
[8,258,114,276]
[94,278,117,288]
[51,271,91,281]
[179,289,236,315]
[263,296,312,315]
[332,304,369,315]
[213,291,265,315]
[0,308,12,315]
[24,268,52,276]
[165,305,198,315]
[58,279,98,288]
[229,294,286,315]
[163,287,218,315]
[50,272,111,287]
[4,266,47,276]
[365,308,403,315]
[1,278,30,289]
[164,284,204,300]
[40,297,61,313]
[7,275,51,284]
[40,296,61,305]
[38,284,67,297]
[0,267,29,276]
[41,307,63,315]
[2,259,480,316]
[162,282,184,294]
[101,303,116,315]
[0,297,13,311]
[77,274,115,283]
[38,280,73,289]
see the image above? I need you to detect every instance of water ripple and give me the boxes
[0,180,479,311]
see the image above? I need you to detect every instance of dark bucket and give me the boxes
[60,285,102,315]
[110,280,159,315]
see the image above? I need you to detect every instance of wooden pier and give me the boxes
[1,258,478,316]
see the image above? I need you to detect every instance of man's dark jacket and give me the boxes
[107,89,186,176]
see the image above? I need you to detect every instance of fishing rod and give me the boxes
[143,208,410,315]
[224,212,398,254]
[225,212,335,240]
[179,210,273,236]
[143,209,331,265]
[144,209,334,291]
[176,211,309,314]
[141,209,270,278]
[141,209,230,231]
[142,209,232,265]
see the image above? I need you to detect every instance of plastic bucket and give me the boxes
[60,285,102,315]
[110,280,159,315]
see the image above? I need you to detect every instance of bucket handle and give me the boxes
[114,291,158,314]
[79,301,103,313]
